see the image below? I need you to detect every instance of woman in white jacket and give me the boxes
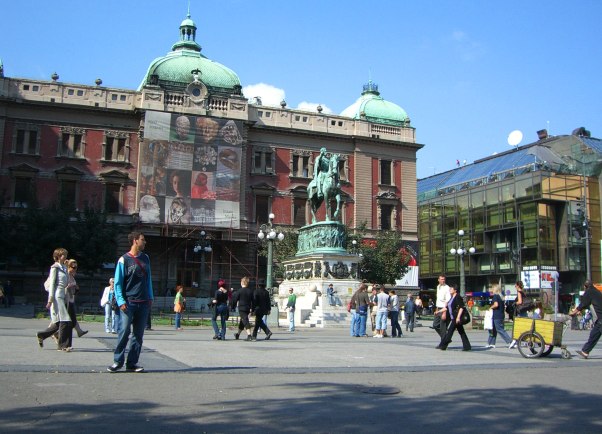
[100,278,118,333]
[37,248,72,351]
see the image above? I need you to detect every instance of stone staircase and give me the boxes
[302,298,352,328]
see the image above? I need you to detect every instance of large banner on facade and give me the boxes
[138,111,242,228]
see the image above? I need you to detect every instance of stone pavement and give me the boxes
[1,306,597,374]
[1,306,602,433]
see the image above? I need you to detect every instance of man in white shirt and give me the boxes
[433,275,451,340]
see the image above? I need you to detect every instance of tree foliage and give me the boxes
[1,207,119,275]
[358,230,410,285]
[257,227,299,280]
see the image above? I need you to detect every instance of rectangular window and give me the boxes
[104,136,127,161]
[380,160,392,185]
[14,178,32,207]
[60,180,77,211]
[380,204,393,230]
[105,184,120,213]
[255,196,269,224]
[61,132,84,158]
[252,149,274,175]
[14,128,38,154]
[293,198,306,226]
[292,155,309,177]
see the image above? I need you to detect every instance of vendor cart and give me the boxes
[512,316,572,359]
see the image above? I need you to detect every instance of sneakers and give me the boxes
[107,363,123,373]
[576,350,589,359]
[234,332,240,340]
[36,334,43,348]
[265,332,273,340]
[246,335,256,341]
[509,340,517,349]
[77,330,89,338]
[126,365,145,373]
[213,335,219,340]
[485,344,496,349]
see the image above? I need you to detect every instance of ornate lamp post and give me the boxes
[193,230,212,296]
[258,213,284,290]
[449,229,476,297]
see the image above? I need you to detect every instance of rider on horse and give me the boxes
[313,147,330,200]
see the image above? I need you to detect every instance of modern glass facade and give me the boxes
[418,135,601,300]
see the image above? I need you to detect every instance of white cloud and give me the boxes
[242,83,285,107]
[297,101,333,114]
[448,29,485,62]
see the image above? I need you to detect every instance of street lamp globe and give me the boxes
[458,229,465,236]
[269,213,275,220]
[469,246,476,254]
[268,230,277,239]
[278,232,285,241]
[258,231,265,240]
[450,248,457,255]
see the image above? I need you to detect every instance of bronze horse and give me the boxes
[307,154,342,223]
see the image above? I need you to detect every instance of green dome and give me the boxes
[138,14,241,94]
[340,81,410,127]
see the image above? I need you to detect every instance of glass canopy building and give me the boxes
[418,130,601,307]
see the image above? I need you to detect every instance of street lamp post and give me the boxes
[193,230,212,296]
[449,229,476,297]
[257,213,284,290]
[351,240,363,280]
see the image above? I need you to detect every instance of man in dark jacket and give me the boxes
[405,295,416,332]
[252,284,273,340]
[570,280,602,358]
[230,276,254,341]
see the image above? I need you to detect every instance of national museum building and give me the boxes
[0,14,421,299]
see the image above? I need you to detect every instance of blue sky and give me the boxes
[2,0,601,179]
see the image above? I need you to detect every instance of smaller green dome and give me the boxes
[340,81,410,127]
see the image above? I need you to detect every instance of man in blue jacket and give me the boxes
[108,231,153,373]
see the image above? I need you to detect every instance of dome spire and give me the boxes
[172,11,201,52]
[362,80,380,96]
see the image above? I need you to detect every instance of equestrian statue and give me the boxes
[307,147,342,223]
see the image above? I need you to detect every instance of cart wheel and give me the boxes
[541,345,554,357]
[517,331,545,358]
[561,348,572,359]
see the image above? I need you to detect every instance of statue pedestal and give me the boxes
[277,222,361,328]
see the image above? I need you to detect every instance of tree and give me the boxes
[5,207,119,275]
[359,230,409,285]
[257,227,299,280]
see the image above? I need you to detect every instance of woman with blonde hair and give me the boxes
[37,248,72,351]
[487,284,515,349]
[64,259,88,347]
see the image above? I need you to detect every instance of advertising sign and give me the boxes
[138,111,242,228]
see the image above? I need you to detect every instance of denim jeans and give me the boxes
[288,309,295,331]
[349,309,357,336]
[211,304,229,338]
[113,301,149,368]
[175,312,182,329]
[104,304,117,332]
[488,317,512,345]
[353,313,367,336]
[376,311,388,331]
[390,311,402,336]
[328,294,336,306]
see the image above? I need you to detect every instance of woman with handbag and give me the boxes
[37,248,72,351]
[173,285,185,330]
[437,283,471,351]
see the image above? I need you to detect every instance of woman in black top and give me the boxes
[230,277,254,341]
[211,279,230,340]
[437,284,471,351]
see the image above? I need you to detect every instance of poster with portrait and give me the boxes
[138,110,242,228]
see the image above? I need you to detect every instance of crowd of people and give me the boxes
[34,235,601,372]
